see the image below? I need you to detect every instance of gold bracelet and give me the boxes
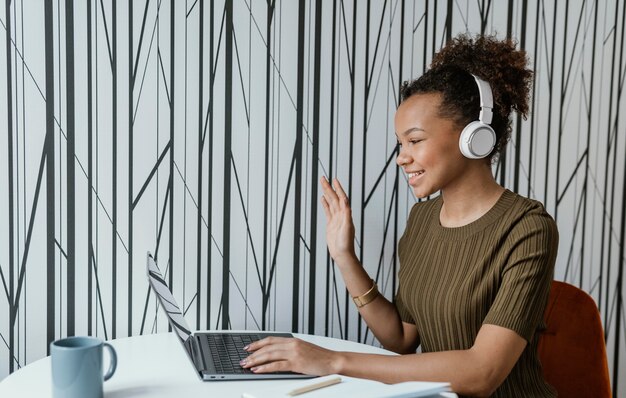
[352,279,379,308]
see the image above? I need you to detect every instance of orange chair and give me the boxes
[538,280,611,397]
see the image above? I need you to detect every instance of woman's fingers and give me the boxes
[242,346,289,368]
[241,338,336,376]
[242,338,295,369]
[320,176,351,214]
[320,177,340,213]
[333,178,349,208]
[244,336,284,352]
[321,196,331,219]
[250,360,290,373]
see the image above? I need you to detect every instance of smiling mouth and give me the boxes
[407,171,424,179]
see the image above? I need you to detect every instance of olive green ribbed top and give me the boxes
[395,190,558,397]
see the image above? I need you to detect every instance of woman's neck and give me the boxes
[439,166,505,228]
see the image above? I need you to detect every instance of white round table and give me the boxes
[0,332,456,397]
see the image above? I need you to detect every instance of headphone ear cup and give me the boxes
[459,121,496,159]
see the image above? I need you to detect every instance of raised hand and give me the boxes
[320,177,357,267]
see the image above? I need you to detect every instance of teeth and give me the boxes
[408,171,423,178]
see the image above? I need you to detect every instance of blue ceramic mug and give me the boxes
[50,336,117,398]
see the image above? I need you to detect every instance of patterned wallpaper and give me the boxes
[1,0,625,394]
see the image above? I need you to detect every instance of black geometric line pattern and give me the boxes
[1,0,625,395]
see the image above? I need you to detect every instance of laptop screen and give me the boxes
[147,253,192,344]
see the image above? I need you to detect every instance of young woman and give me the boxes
[240,34,558,397]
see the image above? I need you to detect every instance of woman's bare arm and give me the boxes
[320,177,418,352]
[244,324,526,397]
[335,324,526,397]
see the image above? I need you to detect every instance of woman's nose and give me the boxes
[396,147,410,166]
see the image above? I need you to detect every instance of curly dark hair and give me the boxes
[400,34,533,160]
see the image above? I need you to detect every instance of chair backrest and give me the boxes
[537,280,611,397]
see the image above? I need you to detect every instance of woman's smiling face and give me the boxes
[394,92,468,199]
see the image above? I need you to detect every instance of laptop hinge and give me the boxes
[186,337,206,371]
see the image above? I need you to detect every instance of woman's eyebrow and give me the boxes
[395,127,425,138]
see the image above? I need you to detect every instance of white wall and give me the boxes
[1,0,625,393]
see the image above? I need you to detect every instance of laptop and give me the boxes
[146,252,314,381]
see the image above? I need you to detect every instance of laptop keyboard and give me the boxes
[206,334,258,374]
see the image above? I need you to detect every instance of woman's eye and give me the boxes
[409,139,422,145]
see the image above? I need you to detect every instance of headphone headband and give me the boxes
[471,74,493,125]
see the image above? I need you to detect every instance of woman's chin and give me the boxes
[412,186,436,199]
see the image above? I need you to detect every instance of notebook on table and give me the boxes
[241,374,452,398]
[146,252,314,381]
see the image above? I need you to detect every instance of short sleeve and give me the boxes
[482,211,559,342]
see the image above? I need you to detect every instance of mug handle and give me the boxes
[103,343,117,381]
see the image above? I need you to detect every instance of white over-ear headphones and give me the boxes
[459,74,496,159]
